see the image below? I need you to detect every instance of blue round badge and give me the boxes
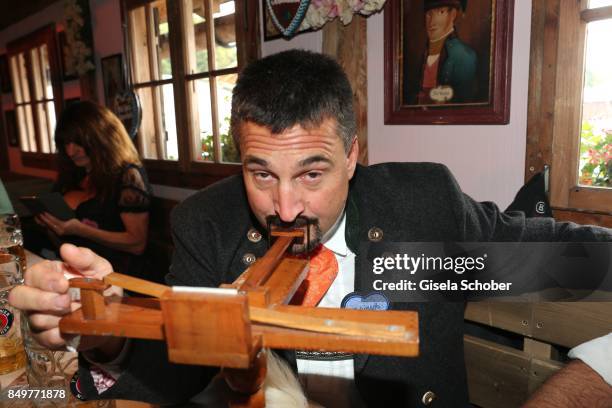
[341,292,390,311]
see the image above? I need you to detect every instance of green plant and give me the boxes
[200,117,239,163]
[579,121,612,187]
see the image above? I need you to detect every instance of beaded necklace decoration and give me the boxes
[265,0,311,38]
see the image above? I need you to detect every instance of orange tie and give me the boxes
[289,245,339,307]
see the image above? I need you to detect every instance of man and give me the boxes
[413,0,477,104]
[10,50,612,407]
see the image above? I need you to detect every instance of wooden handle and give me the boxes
[241,236,295,290]
[249,306,408,341]
[104,272,171,298]
[69,277,109,291]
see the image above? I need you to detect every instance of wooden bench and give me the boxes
[464,301,612,407]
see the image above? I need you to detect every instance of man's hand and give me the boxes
[523,360,612,408]
[8,244,122,353]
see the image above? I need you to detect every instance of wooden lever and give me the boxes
[69,278,109,320]
[249,306,407,341]
[104,272,171,298]
[241,235,298,290]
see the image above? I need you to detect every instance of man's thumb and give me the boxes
[59,244,113,278]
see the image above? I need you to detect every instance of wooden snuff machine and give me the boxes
[59,225,419,406]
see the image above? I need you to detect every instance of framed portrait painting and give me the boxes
[384,0,514,124]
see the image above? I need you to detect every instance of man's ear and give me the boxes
[346,137,359,179]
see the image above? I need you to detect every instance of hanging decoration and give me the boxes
[264,0,387,39]
[63,0,95,76]
[265,0,312,38]
[302,0,387,31]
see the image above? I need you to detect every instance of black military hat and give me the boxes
[423,0,467,12]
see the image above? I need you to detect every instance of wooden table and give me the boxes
[0,249,154,408]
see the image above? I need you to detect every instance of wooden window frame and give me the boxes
[526,0,612,227]
[7,24,63,171]
[122,0,259,189]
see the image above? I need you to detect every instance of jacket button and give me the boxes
[367,227,383,242]
[247,228,262,243]
[421,391,436,405]
[242,253,256,266]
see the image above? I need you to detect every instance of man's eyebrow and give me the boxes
[243,156,268,166]
[299,155,333,167]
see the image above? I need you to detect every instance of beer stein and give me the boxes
[0,214,20,229]
[0,228,26,276]
[0,253,26,376]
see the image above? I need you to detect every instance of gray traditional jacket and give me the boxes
[79,163,610,407]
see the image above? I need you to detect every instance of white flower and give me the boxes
[299,0,386,31]
[63,0,94,75]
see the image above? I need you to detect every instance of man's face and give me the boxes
[240,119,359,253]
[425,6,457,41]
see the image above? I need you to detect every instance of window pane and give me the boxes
[9,56,22,104]
[135,85,178,161]
[188,0,237,74]
[190,0,210,74]
[161,83,178,159]
[589,0,612,8]
[191,74,237,163]
[129,6,153,83]
[18,105,36,152]
[47,101,56,153]
[17,53,30,102]
[154,1,172,79]
[129,0,172,83]
[35,103,50,153]
[191,78,214,162]
[15,107,30,151]
[579,20,612,188]
[40,45,54,100]
[216,73,238,163]
[213,0,237,70]
[30,48,43,100]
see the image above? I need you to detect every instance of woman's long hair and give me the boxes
[54,101,141,201]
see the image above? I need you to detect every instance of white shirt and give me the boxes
[568,332,612,385]
[296,212,366,407]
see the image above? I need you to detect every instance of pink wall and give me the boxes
[91,0,124,103]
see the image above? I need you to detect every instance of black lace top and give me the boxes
[63,164,152,275]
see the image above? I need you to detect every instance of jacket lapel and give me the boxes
[344,183,371,374]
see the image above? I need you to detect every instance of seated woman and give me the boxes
[37,101,152,278]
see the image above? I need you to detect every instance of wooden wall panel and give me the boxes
[322,17,368,165]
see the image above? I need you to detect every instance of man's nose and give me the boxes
[275,184,304,223]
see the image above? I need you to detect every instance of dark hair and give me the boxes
[230,49,356,153]
[54,101,141,200]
